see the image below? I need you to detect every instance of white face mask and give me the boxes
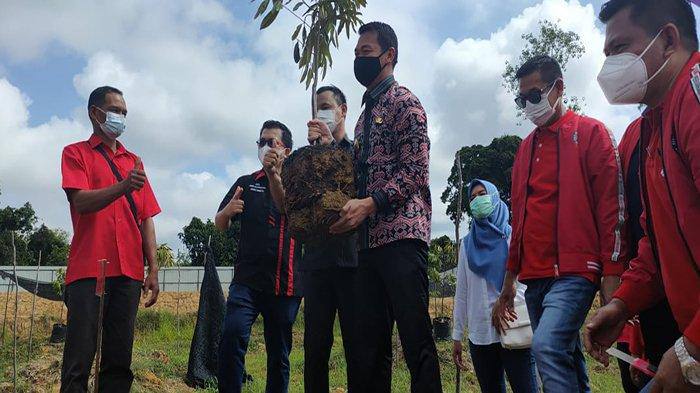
[597,30,671,105]
[316,109,338,133]
[94,107,126,138]
[258,145,271,167]
[524,82,561,126]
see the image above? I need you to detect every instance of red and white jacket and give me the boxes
[614,52,700,346]
[507,112,627,279]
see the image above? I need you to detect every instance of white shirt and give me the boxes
[452,236,526,345]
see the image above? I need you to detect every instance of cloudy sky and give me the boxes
[1,0,699,253]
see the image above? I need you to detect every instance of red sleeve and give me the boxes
[61,144,89,191]
[139,163,161,220]
[614,209,664,315]
[674,84,700,345]
[586,124,627,276]
[506,141,528,275]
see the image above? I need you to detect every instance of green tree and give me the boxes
[0,202,38,266]
[441,135,522,224]
[252,0,366,117]
[502,20,586,117]
[27,225,70,266]
[156,243,175,268]
[178,217,240,266]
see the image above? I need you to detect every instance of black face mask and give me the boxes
[354,49,389,87]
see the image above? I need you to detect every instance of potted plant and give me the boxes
[428,243,455,340]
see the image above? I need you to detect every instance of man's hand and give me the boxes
[143,268,160,307]
[263,149,284,177]
[223,187,244,217]
[492,274,517,335]
[600,275,621,306]
[122,157,146,193]
[307,119,333,145]
[650,339,700,392]
[328,198,376,234]
[584,298,629,366]
[453,340,468,370]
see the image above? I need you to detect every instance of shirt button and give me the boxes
[538,143,543,148]
[536,158,540,162]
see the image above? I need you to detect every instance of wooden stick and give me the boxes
[454,151,464,393]
[29,250,42,357]
[1,275,10,342]
[176,262,182,347]
[11,231,19,392]
[93,259,108,393]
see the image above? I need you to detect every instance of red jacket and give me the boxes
[614,52,700,347]
[507,112,627,279]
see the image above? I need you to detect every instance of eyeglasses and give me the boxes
[514,82,555,109]
[256,138,277,148]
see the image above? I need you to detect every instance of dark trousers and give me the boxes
[60,276,142,393]
[354,240,442,393]
[468,341,539,393]
[303,267,360,393]
[218,283,301,393]
[617,298,682,393]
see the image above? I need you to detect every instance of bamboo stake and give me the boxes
[29,250,42,356]
[176,262,182,347]
[454,151,464,393]
[11,231,19,392]
[93,259,108,393]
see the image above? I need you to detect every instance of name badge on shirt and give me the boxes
[691,63,700,104]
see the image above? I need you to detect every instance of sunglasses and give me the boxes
[515,82,556,109]
[256,138,277,148]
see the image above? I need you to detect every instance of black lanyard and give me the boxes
[95,145,140,227]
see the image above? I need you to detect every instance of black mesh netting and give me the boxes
[0,270,63,301]
[186,246,226,388]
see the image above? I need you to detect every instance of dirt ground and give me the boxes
[0,292,202,339]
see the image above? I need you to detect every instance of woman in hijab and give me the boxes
[452,179,538,393]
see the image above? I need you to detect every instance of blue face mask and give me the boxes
[470,194,496,219]
[96,107,126,138]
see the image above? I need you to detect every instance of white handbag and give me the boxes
[500,301,533,349]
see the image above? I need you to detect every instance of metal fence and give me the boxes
[0,266,235,293]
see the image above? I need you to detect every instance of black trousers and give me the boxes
[303,267,360,393]
[617,298,681,393]
[354,240,442,393]
[61,276,142,393]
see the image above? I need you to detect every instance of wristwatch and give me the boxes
[675,337,700,386]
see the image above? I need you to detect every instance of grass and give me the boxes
[0,300,626,392]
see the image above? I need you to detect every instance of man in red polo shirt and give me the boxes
[60,86,161,392]
[491,55,626,392]
[585,1,700,392]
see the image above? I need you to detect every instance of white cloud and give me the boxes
[0,0,644,251]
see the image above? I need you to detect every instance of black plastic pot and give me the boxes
[50,323,67,343]
[433,317,451,341]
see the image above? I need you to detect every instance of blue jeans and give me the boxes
[524,276,597,393]
[217,283,301,393]
[468,341,539,393]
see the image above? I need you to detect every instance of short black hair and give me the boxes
[359,21,398,66]
[316,85,347,106]
[599,0,698,51]
[260,120,293,149]
[87,86,123,110]
[515,55,563,85]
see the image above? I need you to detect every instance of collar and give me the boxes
[336,134,353,148]
[362,75,396,105]
[88,133,126,154]
[644,51,700,118]
[254,170,267,181]
[541,109,575,133]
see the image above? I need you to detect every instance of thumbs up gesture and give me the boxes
[224,186,245,217]
[123,157,147,193]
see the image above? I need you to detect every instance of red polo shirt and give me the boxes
[61,134,161,285]
[520,111,596,283]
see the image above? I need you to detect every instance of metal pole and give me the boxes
[93,259,108,393]
[29,250,42,356]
